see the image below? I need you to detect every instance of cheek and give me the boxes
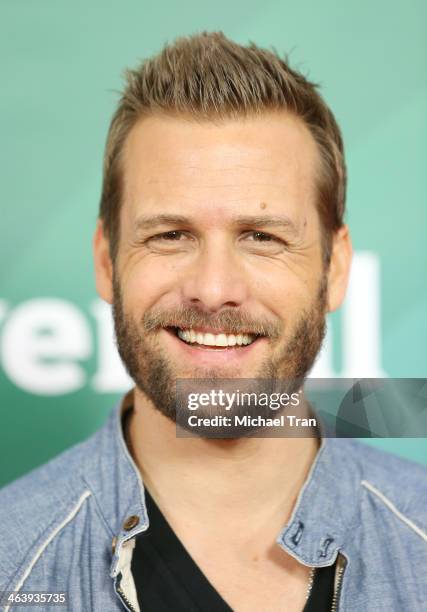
[251,265,318,319]
[121,259,180,313]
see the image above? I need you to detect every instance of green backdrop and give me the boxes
[1,0,426,488]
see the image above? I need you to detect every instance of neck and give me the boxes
[127,386,320,535]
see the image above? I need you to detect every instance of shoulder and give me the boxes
[339,438,427,537]
[0,432,99,588]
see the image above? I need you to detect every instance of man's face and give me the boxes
[103,112,334,422]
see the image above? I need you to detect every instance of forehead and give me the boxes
[120,111,321,227]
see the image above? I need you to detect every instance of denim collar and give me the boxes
[83,389,359,577]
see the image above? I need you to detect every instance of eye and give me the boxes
[142,229,194,253]
[242,230,287,254]
[244,230,285,245]
[150,230,185,241]
[250,231,276,242]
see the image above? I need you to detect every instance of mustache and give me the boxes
[142,305,282,339]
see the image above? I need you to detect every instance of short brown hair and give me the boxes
[99,31,346,265]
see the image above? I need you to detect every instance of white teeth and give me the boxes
[176,328,257,347]
[204,333,215,345]
[215,333,228,347]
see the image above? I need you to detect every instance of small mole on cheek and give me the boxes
[260,202,267,210]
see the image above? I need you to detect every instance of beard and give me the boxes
[112,273,328,435]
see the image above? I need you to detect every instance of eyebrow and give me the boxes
[134,213,299,234]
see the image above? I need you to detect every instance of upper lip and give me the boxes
[168,326,261,336]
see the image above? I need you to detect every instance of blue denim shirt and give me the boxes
[0,388,426,611]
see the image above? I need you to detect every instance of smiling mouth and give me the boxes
[167,327,262,349]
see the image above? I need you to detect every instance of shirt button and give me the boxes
[111,536,117,554]
[123,515,140,531]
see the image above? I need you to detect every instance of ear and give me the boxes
[326,224,353,312]
[93,219,113,304]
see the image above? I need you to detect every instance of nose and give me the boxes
[180,236,250,312]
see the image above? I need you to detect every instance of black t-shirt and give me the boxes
[131,486,335,611]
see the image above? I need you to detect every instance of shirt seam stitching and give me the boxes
[361,479,427,542]
[4,489,92,609]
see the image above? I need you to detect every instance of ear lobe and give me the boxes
[326,224,353,313]
[93,219,114,304]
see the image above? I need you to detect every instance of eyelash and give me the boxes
[148,230,284,244]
